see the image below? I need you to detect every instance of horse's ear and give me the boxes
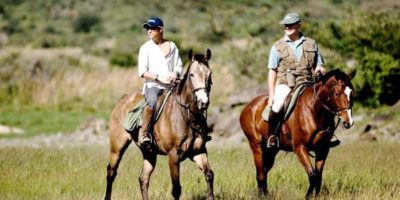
[205,49,211,61]
[348,69,356,80]
[188,49,193,60]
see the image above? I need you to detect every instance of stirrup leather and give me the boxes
[266,135,280,148]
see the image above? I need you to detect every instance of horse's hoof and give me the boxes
[204,135,212,142]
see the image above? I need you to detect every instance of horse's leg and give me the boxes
[248,141,268,196]
[139,151,157,200]
[105,134,132,200]
[264,148,279,191]
[168,152,181,200]
[294,144,317,199]
[314,148,330,195]
[191,152,214,200]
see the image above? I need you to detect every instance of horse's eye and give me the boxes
[335,93,340,97]
[190,73,194,77]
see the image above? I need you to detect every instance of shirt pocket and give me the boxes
[304,46,317,68]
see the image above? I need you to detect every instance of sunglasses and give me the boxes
[284,23,298,29]
[146,26,159,31]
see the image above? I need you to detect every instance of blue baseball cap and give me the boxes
[142,17,164,29]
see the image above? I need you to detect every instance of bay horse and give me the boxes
[104,49,214,200]
[240,69,356,198]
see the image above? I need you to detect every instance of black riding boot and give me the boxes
[267,110,281,148]
[139,106,154,149]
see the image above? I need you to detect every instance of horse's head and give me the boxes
[183,49,212,111]
[319,69,356,129]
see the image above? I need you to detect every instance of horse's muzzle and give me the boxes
[198,100,209,111]
[195,89,209,110]
[342,120,354,129]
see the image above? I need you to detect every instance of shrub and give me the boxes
[109,53,135,67]
[73,14,101,33]
[309,9,400,106]
[353,51,399,106]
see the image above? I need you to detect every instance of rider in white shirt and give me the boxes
[137,17,183,148]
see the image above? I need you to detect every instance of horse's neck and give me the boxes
[177,79,195,104]
[311,83,335,119]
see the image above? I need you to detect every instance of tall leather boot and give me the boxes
[139,106,154,149]
[267,110,281,148]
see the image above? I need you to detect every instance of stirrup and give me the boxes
[266,135,279,149]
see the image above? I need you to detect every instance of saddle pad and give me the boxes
[123,99,146,132]
[123,89,173,132]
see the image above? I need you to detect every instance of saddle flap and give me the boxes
[282,83,309,121]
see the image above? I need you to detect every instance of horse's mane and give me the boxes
[177,54,209,94]
[319,68,348,84]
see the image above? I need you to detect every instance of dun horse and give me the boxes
[240,69,356,198]
[105,49,214,200]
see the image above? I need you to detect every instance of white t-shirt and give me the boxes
[138,40,183,92]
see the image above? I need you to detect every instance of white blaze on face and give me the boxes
[344,86,354,126]
[195,89,208,105]
[344,87,352,101]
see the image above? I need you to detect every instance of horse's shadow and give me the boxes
[189,194,222,200]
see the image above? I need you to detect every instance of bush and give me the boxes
[109,53,135,67]
[353,51,399,106]
[73,14,101,33]
[309,9,400,106]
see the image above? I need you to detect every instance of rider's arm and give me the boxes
[268,69,277,106]
[267,46,279,106]
[314,43,326,73]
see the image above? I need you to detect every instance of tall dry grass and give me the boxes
[0,47,235,111]
[0,48,142,110]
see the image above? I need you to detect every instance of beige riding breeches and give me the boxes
[271,84,291,113]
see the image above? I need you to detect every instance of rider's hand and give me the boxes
[267,98,274,108]
[315,66,326,74]
[157,76,173,85]
[169,72,178,83]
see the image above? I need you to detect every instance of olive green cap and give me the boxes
[280,12,301,25]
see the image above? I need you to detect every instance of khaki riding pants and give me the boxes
[271,84,291,113]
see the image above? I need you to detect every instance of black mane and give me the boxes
[320,68,348,84]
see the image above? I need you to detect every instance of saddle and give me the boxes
[262,83,309,122]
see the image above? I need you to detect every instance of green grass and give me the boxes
[0,105,110,138]
[0,142,399,199]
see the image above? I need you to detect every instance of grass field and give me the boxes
[0,141,399,200]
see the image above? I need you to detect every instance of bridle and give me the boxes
[313,82,352,116]
[173,60,212,134]
[175,60,212,114]
[313,81,353,130]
